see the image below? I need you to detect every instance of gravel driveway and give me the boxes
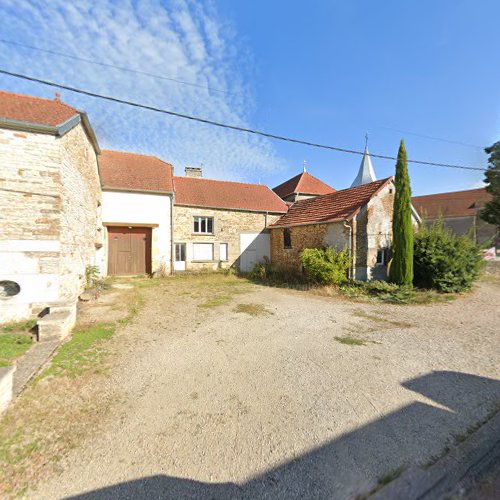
[32,275,500,499]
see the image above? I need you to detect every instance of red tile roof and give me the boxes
[270,178,393,227]
[412,188,491,219]
[273,171,336,198]
[0,90,79,126]
[174,176,288,213]
[100,150,174,193]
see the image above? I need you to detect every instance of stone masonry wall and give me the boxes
[270,222,351,273]
[0,123,101,322]
[0,128,63,321]
[58,123,102,301]
[173,205,281,271]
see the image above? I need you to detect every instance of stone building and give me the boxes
[0,90,101,323]
[412,188,498,252]
[270,178,396,280]
[98,150,174,276]
[173,168,288,272]
[273,165,335,203]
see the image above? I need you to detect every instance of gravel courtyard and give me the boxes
[31,274,500,499]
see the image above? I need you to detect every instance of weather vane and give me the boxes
[365,132,369,149]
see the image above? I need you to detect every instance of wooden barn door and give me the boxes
[108,227,152,275]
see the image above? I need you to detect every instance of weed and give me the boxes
[378,466,406,486]
[334,336,366,346]
[234,303,273,317]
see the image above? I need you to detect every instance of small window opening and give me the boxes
[283,228,292,249]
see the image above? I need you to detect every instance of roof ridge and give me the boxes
[102,149,172,166]
[173,175,270,189]
[413,187,486,198]
[0,89,78,113]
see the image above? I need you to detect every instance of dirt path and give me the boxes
[30,276,500,499]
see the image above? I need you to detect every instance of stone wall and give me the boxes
[59,123,102,300]
[0,123,101,322]
[173,205,281,271]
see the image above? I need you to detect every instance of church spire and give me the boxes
[351,136,377,187]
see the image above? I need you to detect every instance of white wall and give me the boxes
[100,191,172,275]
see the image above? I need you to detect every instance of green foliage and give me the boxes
[480,140,500,226]
[413,221,484,292]
[0,334,33,367]
[85,265,100,289]
[1,319,36,334]
[300,247,350,285]
[391,140,414,286]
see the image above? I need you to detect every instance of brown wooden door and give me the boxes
[107,227,152,275]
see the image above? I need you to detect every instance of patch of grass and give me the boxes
[233,303,273,316]
[41,323,115,379]
[1,319,37,334]
[198,294,233,309]
[334,336,366,346]
[0,334,33,367]
[377,466,406,486]
[352,309,413,329]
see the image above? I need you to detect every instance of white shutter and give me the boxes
[192,243,213,261]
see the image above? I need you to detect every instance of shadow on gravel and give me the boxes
[68,371,500,500]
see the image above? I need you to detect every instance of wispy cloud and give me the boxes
[0,0,286,181]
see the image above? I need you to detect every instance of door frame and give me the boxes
[107,225,153,276]
[174,242,186,271]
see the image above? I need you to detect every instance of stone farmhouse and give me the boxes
[1,89,415,325]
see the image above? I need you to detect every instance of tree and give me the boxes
[480,141,500,226]
[390,140,414,286]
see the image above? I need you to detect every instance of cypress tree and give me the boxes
[390,140,414,286]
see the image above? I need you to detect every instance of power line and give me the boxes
[0,38,236,96]
[377,125,484,150]
[0,68,488,172]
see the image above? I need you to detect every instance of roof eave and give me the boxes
[102,186,174,196]
[0,116,59,135]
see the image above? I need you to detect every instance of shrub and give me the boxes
[413,221,484,292]
[249,257,305,285]
[300,247,350,285]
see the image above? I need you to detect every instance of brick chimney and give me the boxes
[54,91,61,102]
[185,166,203,178]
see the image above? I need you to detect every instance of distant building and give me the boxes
[412,188,498,249]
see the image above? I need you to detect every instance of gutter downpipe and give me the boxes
[343,218,353,281]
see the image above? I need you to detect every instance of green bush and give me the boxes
[413,221,484,292]
[300,247,350,285]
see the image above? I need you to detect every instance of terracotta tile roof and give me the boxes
[273,171,336,198]
[100,150,174,193]
[0,90,79,126]
[174,176,288,213]
[270,178,393,227]
[412,188,491,219]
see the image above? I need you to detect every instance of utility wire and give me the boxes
[0,38,235,96]
[377,125,484,150]
[0,68,488,172]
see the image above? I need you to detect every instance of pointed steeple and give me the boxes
[351,146,377,187]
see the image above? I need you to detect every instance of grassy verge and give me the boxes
[0,278,152,498]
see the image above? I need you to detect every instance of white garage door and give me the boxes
[240,232,271,272]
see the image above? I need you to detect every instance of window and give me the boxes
[175,243,186,262]
[193,216,214,234]
[192,243,214,261]
[220,243,228,261]
[283,228,292,249]
[376,248,390,266]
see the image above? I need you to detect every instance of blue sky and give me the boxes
[0,0,498,195]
